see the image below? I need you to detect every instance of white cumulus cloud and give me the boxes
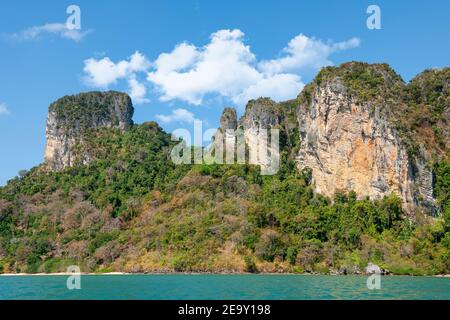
[155,108,198,124]
[147,29,263,105]
[146,29,359,106]
[83,51,150,88]
[0,103,10,116]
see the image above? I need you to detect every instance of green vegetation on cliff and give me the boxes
[315,62,405,103]
[403,68,450,156]
[0,62,448,275]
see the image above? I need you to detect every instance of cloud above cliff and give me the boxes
[0,103,10,116]
[82,29,360,106]
[155,108,198,124]
[83,51,150,87]
[258,34,360,74]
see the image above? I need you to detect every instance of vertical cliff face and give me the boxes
[296,79,411,204]
[295,63,439,214]
[211,108,239,164]
[44,91,134,170]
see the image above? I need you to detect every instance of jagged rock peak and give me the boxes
[44,91,134,171]
[220,107,238,131]
[240,97,283,129]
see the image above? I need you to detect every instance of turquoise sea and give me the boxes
[0,275,448,300]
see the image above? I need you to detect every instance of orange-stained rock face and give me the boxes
[296,79,436,214]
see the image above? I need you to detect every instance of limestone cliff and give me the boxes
[220,63,448,214]
[44,91,134,170]
[296,78,430,214]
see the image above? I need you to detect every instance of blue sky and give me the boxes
[0,0,449,185]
